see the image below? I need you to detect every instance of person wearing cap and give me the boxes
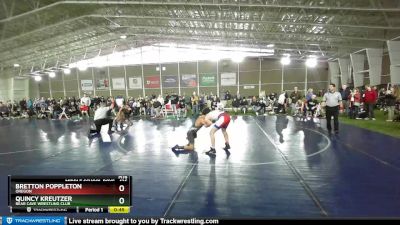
[322,83,343,134]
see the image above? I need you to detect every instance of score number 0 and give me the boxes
[118,184,126,205]
[117,176,128,205]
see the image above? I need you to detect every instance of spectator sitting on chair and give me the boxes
[152,99,162,118]
[211,96,220,110]
[250,96,260,115]
[59,105,70,119]
[290,87,302,116]
[232,97,240,114]
[178,96,187,118]
[258,97,267,115]
[306,88,314,102]
[80,94,91,116]
[294,99,303,117]
[239,97,248,114]
[225,90,232,100]
[307,94,319,117]
[80,103,90,118]
[37,106,48,119]
[88,99,115,136]
[0,102,10,119]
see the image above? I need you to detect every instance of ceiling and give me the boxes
[1,0,400,76]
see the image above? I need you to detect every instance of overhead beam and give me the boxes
[1,0,400,23]
[104,14,400,30]
[1,13,397,45]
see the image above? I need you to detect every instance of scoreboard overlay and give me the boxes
[8,176,132,213]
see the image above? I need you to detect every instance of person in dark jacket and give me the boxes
[232,97,240,114]
[385,87,397,122]
[340,84,351,115]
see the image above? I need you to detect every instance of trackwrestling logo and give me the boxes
[7,217,13,224]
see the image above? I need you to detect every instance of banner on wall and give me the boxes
[81,80,93,91]
[244,86,255,89]
[162,75,178,88]
[221,73,236,86]
[200,74,216,86]
[181,74,197,87]
[129,77,142,89]
[145,76,160,88]
[112,78,125,90]
[97,79,109,90]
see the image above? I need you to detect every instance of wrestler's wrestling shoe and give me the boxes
[205,148,216,156]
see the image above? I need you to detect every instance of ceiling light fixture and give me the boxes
[48,72,56,78]
[63,68,71,75]
[280,56,291,65]
[305,57,318,68]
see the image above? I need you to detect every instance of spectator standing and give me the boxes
[385,87,396,122]
[340,84,350,115]
[349,88,361,119]
[363,85,377,120]
[191,92,199,116]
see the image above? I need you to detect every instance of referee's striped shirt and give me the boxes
[323,91,342,107]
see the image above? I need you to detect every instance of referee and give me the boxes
[322,83,343,134]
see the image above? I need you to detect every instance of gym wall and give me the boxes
[36,57,329,99]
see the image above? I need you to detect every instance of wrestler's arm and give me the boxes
[203,117,213,127]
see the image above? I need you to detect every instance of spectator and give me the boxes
[290,87,302,116]
[211,96,220,110]
[258,97,267,115]
[191,92,199,116]
[152,99,162,118]
[177,96,187,118]
[306,88,314,101]
[0,102,10,119]
[250,96,259,115]
[80,94,92,116]
[340,84,350,115]
[385,87,396,122]
[19,98,27,111]
[170,93,179,115]
[363,84,377,120]
[232,97,240,114]
[349,88,361,119]
[225,90,232,100]
[307,94,319,117]
[239,97,248,114]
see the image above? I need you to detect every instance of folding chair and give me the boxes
[162,103,176,118]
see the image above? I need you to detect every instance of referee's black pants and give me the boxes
[326,106,339,132]
[90,118,113,134]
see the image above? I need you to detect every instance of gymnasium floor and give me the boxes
[0,115,400,218]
